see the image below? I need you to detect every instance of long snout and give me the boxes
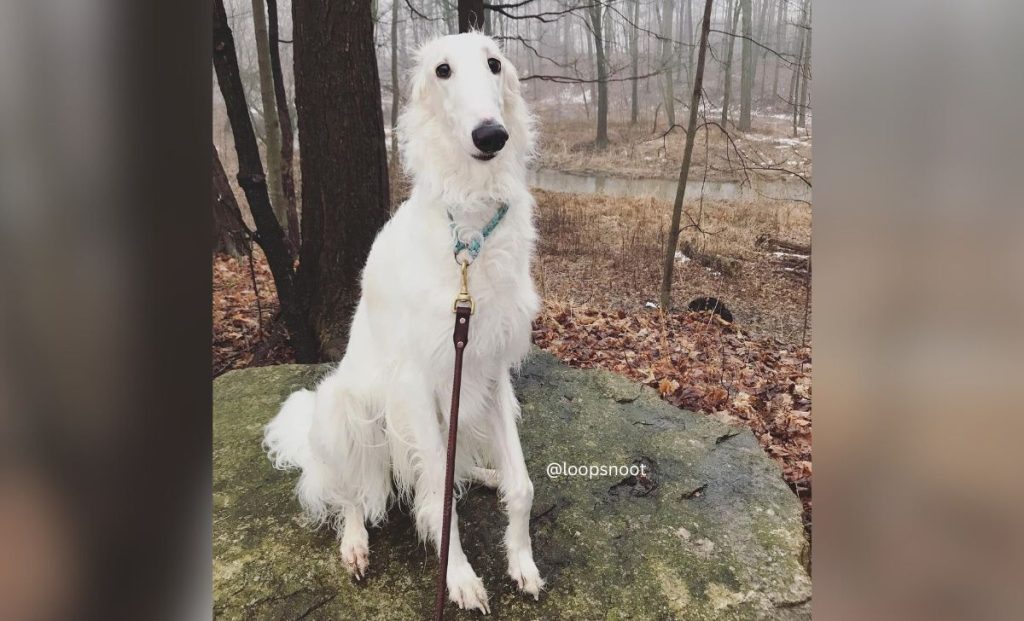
[471,121,509,160]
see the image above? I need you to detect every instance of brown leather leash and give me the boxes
[433,261,474,621]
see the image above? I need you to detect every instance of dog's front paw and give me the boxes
[447,563,490,614]
[508,549,545,600]
[339,533,369,581]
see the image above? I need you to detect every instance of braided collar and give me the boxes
[447,202,509,263]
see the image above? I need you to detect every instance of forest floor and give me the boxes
[533,189,811,342]
[535,111,812,184]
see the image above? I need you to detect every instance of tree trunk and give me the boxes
[458,0,485,33]
[771,0,785,106]
[790,33,802,136]
[213,0,317,361]
[738,0,753,131]
[212,144,250,258]
[443,0,456,35]
[721,0,740,127]
[251,0,287,230]
[391,0,400,167]
[659,0,714,310]
[562,10,571,66]
[754,0,770,107]
[267,0,300,251]
[684,0,694,95]
[629,0,640,124]
[659,0,675,127]
[588,3,609,148]
[797,4,811,128]
[585,19,596,118]
[790,0,808,136]
[293,0,391,359]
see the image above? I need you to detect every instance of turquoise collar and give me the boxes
[447,203,509,263]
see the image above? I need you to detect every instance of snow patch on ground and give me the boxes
[775,137,807,147]
[772,251,809,260]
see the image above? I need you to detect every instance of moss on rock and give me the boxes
[214,352,810,620]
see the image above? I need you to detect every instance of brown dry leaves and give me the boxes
[533,301,812,521]
[212,251,292,376]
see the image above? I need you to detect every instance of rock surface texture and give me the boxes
[214,352,811,620]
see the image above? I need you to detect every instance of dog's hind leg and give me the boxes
[386,371,490,614]
[490,371,545,599]
[308,359,390,581]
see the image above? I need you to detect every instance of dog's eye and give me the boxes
[487,58,501,74]
[435,63,451,79]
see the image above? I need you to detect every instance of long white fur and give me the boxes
[263,32,543,614]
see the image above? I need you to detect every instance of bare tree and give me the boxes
[267,0,300,250]
[251,0,287,229]
[391,0,401,166]
[789,0,809,135]
[683,0,694,92]
[659,0,676,127]
[293,0,391,358]
[587,2,609,148]
[720,0,740,126]
[659,0,714,310]
[214,0,317,360]
[458,0,484,32]
[212,144,250,258]
[797,2,811,128]
[738,0,753,130]
[754,0,770,105]
[771,0,786,105]
[629,0,641,124]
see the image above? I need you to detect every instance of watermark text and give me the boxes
[546,462,648,479]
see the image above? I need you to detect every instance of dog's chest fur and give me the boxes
[362,194,539,377]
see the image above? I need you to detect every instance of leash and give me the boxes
[434,203,507,620]
[433,262,472,621]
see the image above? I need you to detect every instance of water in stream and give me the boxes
[527,168,810,203]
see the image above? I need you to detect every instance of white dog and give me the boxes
[263,33,542,614]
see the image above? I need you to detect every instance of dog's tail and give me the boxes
[264,389,338,526]
[264,389,316,471]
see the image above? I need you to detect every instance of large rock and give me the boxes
[214,352,811,620]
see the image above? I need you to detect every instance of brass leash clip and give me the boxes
[452,260,475,314]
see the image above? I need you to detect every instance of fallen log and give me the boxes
[680,240,742,277]
[756,234,811,256]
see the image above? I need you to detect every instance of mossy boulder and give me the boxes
[214,352,811,620]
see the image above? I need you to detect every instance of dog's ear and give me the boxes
[407,64,428,108]
[501,54,522,99]
[405,43,434,109]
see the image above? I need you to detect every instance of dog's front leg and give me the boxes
[492,372,545,599]
[389,375,490,614]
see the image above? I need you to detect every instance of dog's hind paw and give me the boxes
[508,550,545,600]
[447,563,490,614]
[339,536,369,581]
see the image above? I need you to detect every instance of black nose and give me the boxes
[471,123,509,154]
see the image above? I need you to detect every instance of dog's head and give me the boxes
[399,33,534,187]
